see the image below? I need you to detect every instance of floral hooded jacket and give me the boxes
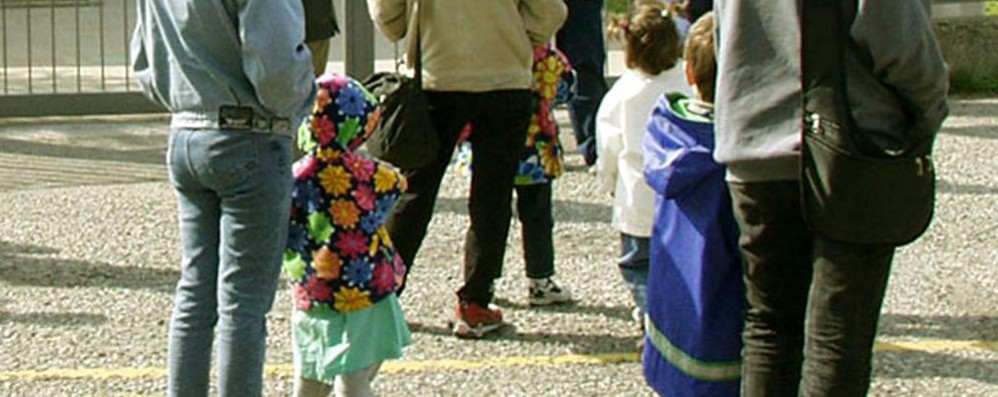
[457,45,575,185]
[284,74,406,314]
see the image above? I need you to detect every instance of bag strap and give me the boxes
[389,0,422,86]
[801,0,857,142]
[413,0,423,88]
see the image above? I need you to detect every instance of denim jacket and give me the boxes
[131,0,316,135]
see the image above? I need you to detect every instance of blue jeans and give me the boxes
[557,0,608,166]
[619,233,650,315]
[166,129,293,397]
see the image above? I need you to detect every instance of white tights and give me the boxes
[294,362,382,397]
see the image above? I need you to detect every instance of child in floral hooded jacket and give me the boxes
[455,44,576,306]
[284,74,411,397]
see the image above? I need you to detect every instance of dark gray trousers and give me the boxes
[729,181,895,397]
[387,90,531,305]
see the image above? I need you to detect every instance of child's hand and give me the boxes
[398,175,408,192]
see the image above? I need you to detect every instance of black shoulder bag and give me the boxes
[800,0,936,246]
[362,0,439,170]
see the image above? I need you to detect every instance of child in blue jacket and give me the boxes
[641,13,745,396]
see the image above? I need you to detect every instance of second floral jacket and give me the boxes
[457,45,575,185]
[516,45,575,185]
[284,74,407,314]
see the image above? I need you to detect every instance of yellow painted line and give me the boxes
[1,339,995,381]
[0,367,168,382]
[380,352,639,374]
[875,339,998,353]
[0,353,639,382]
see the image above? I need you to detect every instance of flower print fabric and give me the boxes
[516,45,574,185]
[285,74,406,314]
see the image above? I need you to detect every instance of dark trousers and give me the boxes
[387,90,531,306]
[557,0,608,166]
[515,183,555,279]
[728,181,895,397]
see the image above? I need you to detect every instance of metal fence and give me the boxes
[1,0,133,96]
[0,0,381,117]
[0,0,159,116]
[0,0,994,118]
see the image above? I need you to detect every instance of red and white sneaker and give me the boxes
[452,301,504,339]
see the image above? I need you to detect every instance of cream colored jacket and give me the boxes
[367,0,567,92]
[596,67,691,238]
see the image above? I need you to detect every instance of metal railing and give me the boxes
[0,0,129,95]
[0,0,146,116]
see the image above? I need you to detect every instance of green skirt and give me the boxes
[292,294,411,383]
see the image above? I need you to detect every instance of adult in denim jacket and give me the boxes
[131,1,315,396]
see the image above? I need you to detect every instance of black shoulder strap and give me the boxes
[801,0,857,132]
[413,0,422,88]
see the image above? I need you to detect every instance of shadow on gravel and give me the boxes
[433,197,612,224]
[880,313,998,341]
[0,136,165,165]
[0,310,108,327]
[940,126,998,140]
[939,99,998,140]
[406,321,640,355]
[937,179,998,195]
[949,98,998,112]
[0,240,177,292]
[875,351,998,384]
[874,313,998,384]
[493,297,633,322]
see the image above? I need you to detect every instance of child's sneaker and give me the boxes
[528,277,573,306]
[452,301,504,339]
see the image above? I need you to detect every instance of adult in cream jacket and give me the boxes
[367,0,567,338]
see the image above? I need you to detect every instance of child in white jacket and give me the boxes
[596,1,691,323]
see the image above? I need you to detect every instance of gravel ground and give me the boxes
[0,99,996,396]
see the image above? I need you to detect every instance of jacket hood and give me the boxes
[297,74,380,154]
[644,92,720,199]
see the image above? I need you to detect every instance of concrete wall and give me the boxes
[935,17,998,89]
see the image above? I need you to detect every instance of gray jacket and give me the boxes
[131,0,315,135]
[713,0,949,182]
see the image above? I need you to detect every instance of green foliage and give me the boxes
[950,68,998,94]
[986,0,998,17]
[606,0,629,15]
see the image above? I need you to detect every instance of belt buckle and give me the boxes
[218,105,254,131]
